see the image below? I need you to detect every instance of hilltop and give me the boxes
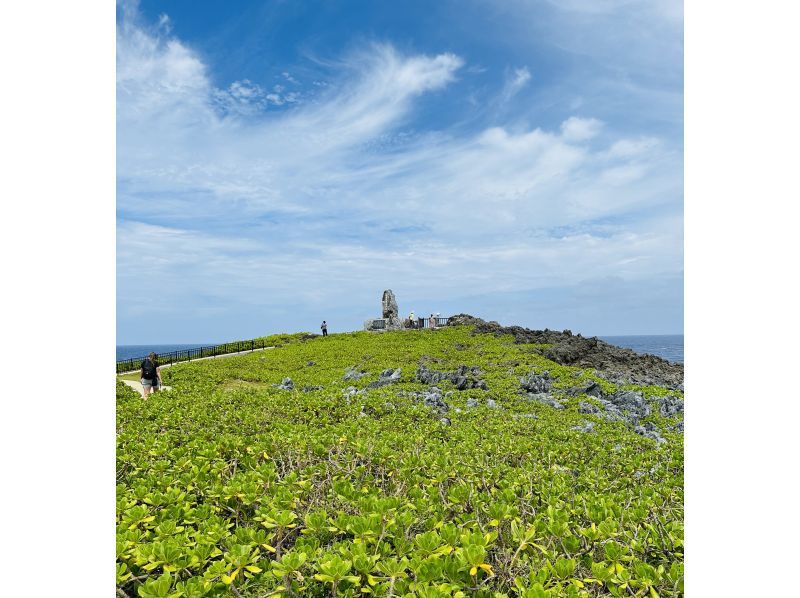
[447,315,683,389]
[116,323,683,598]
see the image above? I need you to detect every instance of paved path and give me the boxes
[119,346,276,397]
[121,379,172,397]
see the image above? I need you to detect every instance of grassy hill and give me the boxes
[116,325,683,598]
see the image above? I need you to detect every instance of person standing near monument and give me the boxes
[321,321,328,336]
[429,313,437,330]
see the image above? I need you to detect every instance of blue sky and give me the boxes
[117,0,683,343]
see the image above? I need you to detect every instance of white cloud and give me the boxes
[560,116,603,141]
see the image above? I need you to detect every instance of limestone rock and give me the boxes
[520,371,552,394]
[344,367,368,381]
[275,378,294,391]
[366,368,402,389]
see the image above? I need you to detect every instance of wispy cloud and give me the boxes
[500,66,531,103]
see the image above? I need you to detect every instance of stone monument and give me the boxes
[364,289,404,331]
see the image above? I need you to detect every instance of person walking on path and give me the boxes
[140,352,162,399]
[321,321,328,337]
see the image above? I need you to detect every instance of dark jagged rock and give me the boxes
[301,385,323,392]
[343,367,368,381]
[447,313,683,388]
[567,381,604,397]
[416,364,487,390]
[275,378,294,391]
[656,395,684,417]
[343,386,365,398]
[405,386,450,414]
[366,368,402,389]
[578,401,600,414]
[520,371,552,394]
[634,424,667,445]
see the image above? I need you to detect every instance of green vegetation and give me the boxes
[117,327,683,597]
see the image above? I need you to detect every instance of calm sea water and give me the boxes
[116,344,213,362]
[599,335,683,363]
[118,334,684,364]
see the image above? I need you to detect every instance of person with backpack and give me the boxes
[140,352,161,398]
[321,321,328,337]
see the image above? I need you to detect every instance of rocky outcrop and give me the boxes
[520,371,552,394]
[655,395,684,418]
[275,377,294,391]
[406,387,450,414]
[634,422,667,445]
[366,368,402,389]
[566,381,604,398]
[343,367,368,381]
[447,314,683,389]
[578,401,601,415]
[416,364,488,390]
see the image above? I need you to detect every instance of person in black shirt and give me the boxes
[140,352,162,398]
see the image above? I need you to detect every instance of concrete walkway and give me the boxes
[119,345,276,397]
[121,379,172,397]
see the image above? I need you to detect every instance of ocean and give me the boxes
[116,344,213,362]
[599,335,683,363]
[117,334,684,364]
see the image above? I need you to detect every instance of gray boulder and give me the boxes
[275,377,294,391]
[486,398,498,409]
[578,401,600,414]
[605,390,651,422]
[422,387,449,413]
[520,371,552,394]
[342,386,365,398]
[656,395,684,417]
[634,424,667,445]
[343,367,368,381]
[466,397,479,408]
[366,368,402,389]
[416,364,486,390]
[567,381,604,398]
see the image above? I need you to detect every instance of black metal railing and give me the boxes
[116,338,271,374]
[419,317,449,328]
